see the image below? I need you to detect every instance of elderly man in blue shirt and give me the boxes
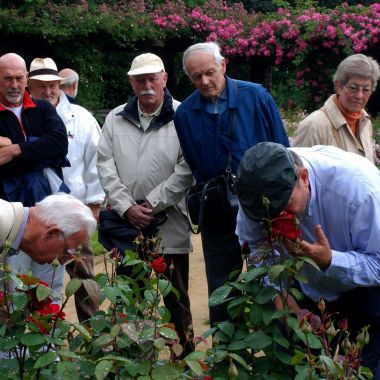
[174,42,289,326]
[236,142,380,378]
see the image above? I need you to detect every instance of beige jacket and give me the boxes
[97,92,194,254]
[0,199,24,246]
[292,95,374,164]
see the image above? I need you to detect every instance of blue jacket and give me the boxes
[174,76,289,183]
[0,92,68,203]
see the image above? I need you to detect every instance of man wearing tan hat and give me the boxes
[25,57,104,322]
[97,53,195,357]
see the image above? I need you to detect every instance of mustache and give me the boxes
[139,89,156,96]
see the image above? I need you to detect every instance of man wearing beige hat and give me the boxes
[25,57,104,322]
[97,53,195,357]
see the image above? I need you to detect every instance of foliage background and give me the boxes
[0,0,379,120]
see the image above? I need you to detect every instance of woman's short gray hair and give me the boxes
[183,42,224,76]
[333,54,380,91]
[35,193,96,238]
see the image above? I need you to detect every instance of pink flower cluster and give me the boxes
[151,1,380,66]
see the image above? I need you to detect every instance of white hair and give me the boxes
[35,193,96,238]
[183,42,224,76]
[59,69,79,87]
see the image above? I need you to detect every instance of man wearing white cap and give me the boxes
[26,57,104,322]
[97,53,195,357]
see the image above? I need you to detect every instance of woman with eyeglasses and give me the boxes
[292,54,380,164]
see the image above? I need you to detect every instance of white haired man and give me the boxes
[1,193,96,266]
[59,68,79,103]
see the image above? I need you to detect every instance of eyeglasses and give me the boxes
[344,84,372,96]
[59,233,77,266]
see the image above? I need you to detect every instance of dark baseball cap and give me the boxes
[236,142,298,221]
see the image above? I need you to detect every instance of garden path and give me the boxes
[64,234,211,350]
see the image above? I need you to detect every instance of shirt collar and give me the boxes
[11,207,29,251]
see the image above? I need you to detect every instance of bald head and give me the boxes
[0,53,26,70]
[59,68,79,99]
[0,53,28,107]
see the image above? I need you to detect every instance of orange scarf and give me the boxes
[335,95,362,136]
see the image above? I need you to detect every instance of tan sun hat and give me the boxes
[28,57,65,82]
[128,53,165,76]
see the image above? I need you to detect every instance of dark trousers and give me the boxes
[299,287,380,379]
[201,211,243,326]
[66,240,99,322]
[162,253,194,357]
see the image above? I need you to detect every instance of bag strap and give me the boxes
[225,80,238,175]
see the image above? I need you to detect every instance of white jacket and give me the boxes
[97,91,194,253]
[57,92,105,204]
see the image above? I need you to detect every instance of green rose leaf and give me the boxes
[36,283,50,301]
[65,278,82,298]
[34,351,57,368]
[209,285,233,307]
[20,333,46,346]
[158,326,178,340]
[95,360,113,380]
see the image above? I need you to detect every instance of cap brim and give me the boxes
[28,74,65,82]
[128,65,164,76]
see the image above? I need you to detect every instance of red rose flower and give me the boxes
[0,291,4,304]
[152,257,167,274]
[271,211,302,241]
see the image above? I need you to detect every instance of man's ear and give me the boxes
[299,167,309,187]
[43,226,61,241]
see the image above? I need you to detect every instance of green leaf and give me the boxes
[299,256,320,271]
[274,350,292,364]
[36,283,50,301]
[185,350,206,360]
[318,355,339,374]
[12,293,28,310]
[268,264,286,282]
[217,321,235,338]
[158,279,172,297]
[103,286,121,303]
[57,361,80,380]
[306,334,323,349]
[110,324,120,337]
[227,340,247,351]
[93,334,114,347]
[184,359,202,376]
[34,351,57,368]
[245,331,272,350]
[65,278,82,298]
[58,349,82,360]
[95,360,113,380]
[255,287,278,304]
[73,322,92,340]
[158,326,178,340]
[244,266,267,282]
[151,364,181,379]
[209,285,233,307]
[228,353,250,370]
[20,333,46,346]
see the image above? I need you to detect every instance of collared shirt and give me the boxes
[204,87,228,115]
[237,145,380,302]
[138,101,163,131]
[8,207,29,255]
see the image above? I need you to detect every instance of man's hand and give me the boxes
[0,144,22,165]
[287,224,332,269]
[87,203,100,224]
[126,204,154,230]
[0,136,12,148]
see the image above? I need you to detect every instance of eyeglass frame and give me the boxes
[59,232,77,266]
[343,83,373,96]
